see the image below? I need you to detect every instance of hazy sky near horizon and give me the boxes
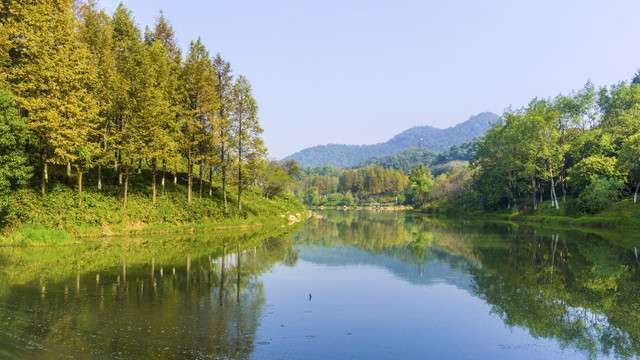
[100,0,640,159]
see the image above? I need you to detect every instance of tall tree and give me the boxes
[213,54,233,212]
[79,0,115,192]
[181,38,217,203]
[111,3,143,206]
[146,12,182,188]
[231,75,265,210]
[1,0,99,197]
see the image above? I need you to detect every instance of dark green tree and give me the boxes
[0,86,32,204]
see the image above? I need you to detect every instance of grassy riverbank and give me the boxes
[1,179,305,246]
[420,197,640,230]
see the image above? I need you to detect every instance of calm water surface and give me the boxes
[1,211,639,359]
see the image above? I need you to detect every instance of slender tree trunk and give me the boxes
[40,144,46,196]
[561,167,567,202]
[221,138,227,212]
[531,174,537,210]
[209,168,213,196]
[238,163,242,211]
[123,165,130,208]
[635,181,640,203]
[174,172,177,184]
[78,170,83,205]
[66,161,72,184]
[549,164,559,209]
[118,151,122,185]
[97,164,102,190]
[161,160,166,187]
[187,154,192,204]
[199,163,203,198]
[44,163,48,183]
[138,159,142,174]
[152,158,157,204]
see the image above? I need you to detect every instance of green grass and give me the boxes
[0,172,305,245]
[6,224,75,246]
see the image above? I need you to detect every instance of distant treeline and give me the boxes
[0,0,278,211]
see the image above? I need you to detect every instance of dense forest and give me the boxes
[416,79,640,217]
[0,0,304,237]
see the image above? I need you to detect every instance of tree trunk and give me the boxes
[174,173,177,184]
[238,163,242,211]
[123,170,129,207]
[161,160,166,187]
[635,181,640,203]
[209,168,213,196]
[40,145,46,196]
[66,161,72,184]
[187,154,192,204]
[117,151,122,184]
[97,164,102,190]
[531,174,537,210]
[549,163,559,209]
[561,167,567,202]
[199,163,203,198]
[44,162,48,183]
[78,170,83,205]
[138,159,142,174]
[221,139,227,212]
[152,158,157,204]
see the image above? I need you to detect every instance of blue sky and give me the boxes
[100,0,640,159]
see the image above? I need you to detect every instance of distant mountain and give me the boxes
[283,112,499,168]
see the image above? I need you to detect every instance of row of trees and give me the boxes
[338,166,408,196]
[472,79,640,213]
[0,0,265,210]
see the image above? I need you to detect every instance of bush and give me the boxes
[577,178,624,214]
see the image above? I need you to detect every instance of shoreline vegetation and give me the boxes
[1,168,306,246]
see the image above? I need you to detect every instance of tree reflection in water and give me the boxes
[0,227,295,359]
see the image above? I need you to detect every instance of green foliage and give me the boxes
[406,164,434,208]
[0,86,32,203]
[577,178,625,214]
[568,155,626,194]
[354,147,437,173]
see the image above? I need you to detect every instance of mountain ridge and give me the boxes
[283,112,499,168]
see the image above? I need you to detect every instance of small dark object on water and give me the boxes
[309,293,312,301]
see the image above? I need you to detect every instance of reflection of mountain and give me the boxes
[297,245,474,292]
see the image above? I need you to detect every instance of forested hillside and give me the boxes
[283,112,498,167]
[354,141,474,175]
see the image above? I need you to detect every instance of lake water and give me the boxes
[1,211,639,359]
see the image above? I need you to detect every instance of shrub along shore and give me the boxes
[1,170,305,246]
